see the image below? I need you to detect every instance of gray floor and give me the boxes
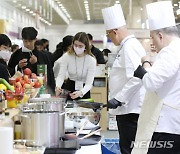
[101,130,119,139]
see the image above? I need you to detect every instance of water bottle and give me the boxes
[1,112,14,128]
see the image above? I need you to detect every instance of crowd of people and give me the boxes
[0,28,110,97]
[0,1,180,154]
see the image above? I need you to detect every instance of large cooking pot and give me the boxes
[19,98,65,148]
[21,111,59,147]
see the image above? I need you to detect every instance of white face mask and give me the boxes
[104,55,108,62]
[73,46,85,55]
[22,46,32,52]
[0,50,12,62]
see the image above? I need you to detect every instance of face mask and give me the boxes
[104,55,108,62]
[73,46,85,55]
[0,50,12,62]
[22,46,32,52]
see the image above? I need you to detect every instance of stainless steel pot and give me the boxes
[19,98,66,147]
[21,111,59,147]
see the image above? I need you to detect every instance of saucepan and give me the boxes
[73,100,107,112]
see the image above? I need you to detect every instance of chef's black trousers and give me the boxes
[147,132,180,154]
[62,79,90,100]
[116,113,139,154]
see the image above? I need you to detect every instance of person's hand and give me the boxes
[141,55,151,64]
[29,55,37,64]
[107,98,122,109]
[69,91,83,99]
[18,59,28,68]
[55,87,62,96]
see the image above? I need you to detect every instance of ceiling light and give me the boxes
[13,0,17,3]
[84,1,88,4]
[115,1,120,4]
[174,4,178,7]
[136,19,141,23]
[26,8,30,12]
[21,6,26,9]
[140,8,143,11]
[29,11,33,14]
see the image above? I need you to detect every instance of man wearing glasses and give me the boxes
[102,4,146,154]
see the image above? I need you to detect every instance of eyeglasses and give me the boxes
[106,30,113,37]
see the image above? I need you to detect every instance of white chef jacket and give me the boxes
[143,39,180,135]
[109,35,146,115]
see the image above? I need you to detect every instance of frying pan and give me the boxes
[74,100,107,112]
[63,133,101,146]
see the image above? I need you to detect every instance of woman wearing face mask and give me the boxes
[55,32,96,100]
[0,34,12,81]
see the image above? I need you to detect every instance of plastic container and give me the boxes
[1,112,14,128]
[101,138,121,154]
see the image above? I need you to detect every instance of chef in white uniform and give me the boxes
[133,1,180,154]
[101,4,146,154]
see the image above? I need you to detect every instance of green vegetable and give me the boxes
[79,98,94,102]
[0,78,15,92]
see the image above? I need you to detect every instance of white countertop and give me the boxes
[75,130,102,154]
[76,142,101,154]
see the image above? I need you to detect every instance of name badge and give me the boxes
[75,81,83,90]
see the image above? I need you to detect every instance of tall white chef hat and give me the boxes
[146,1,176,31]
[102,4,126,30]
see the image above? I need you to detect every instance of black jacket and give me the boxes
[91,45,105,64]
[0,63,9,81]
[8,48,55,93]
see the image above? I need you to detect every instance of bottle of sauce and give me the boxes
[14,115,21,139]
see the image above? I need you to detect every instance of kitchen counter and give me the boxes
[76,142,101,154]
[76,130,101,154]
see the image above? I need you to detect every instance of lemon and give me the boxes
[0,84,7,91]
[7,98,17,108]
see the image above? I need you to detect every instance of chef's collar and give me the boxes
[119,35,135,49]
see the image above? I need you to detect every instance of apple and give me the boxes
[31,73,37,79]
[23,68,32,76]
[23,75,29,81]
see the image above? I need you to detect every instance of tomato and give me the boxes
[15,87,24,100]
[34,81,41,88]
[5,90,15,100]
[15,77,22,82]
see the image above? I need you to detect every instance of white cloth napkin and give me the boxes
[131,92,164,154]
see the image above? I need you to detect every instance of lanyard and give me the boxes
[75,55,86,81]
[116,36,136,58]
